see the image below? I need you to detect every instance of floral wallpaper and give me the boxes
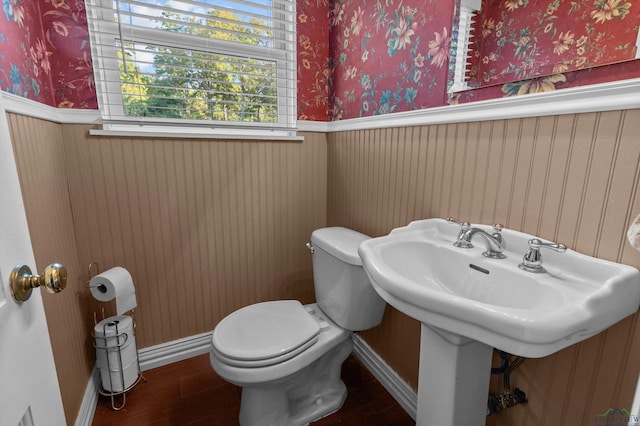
[1,0,55,105]
[0,0,639,119]
[454,57,640,102]
[0,0,95,108]
[328,0,455,120]
[467,0,639,87]
[297,0,331,121]
[40,0,96,108]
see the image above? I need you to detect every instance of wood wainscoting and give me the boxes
[327,109,640,426]
[9,107,640,426]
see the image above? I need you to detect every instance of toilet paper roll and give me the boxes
[100,359,140,392]
[96,335,138,370]
[95,315,138,371]
[94,315,134,341]
[90,267,137,315]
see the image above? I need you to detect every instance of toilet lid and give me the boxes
[212,300,320,362]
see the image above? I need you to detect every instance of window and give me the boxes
[86,0,296,134]
[448,0,480,94]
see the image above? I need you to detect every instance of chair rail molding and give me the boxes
[3,78,640,130]
[326,77,640,132]
[2,92,100,124]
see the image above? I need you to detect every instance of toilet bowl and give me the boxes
[210,227,387,426]
[211,301,352,425]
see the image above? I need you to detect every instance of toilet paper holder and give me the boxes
[86,262,107,293]
[87,261,137,332]
[93,316,143,410]
[89,262,144,410]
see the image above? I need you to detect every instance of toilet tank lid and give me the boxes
[311,227,370,266]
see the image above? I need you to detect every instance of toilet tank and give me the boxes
[310,227,386,331]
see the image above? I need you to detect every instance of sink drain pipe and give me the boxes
[487,350,528,416]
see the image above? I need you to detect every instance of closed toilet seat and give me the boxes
[212,300,320,368]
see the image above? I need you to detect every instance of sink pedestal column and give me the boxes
[416,324,493,426]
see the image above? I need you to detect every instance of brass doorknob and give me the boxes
[10,263,67,303]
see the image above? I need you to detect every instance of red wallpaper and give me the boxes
[297,0,331,121]
[0,0,55,105]
[40,0,96,108]
[453,58,640,103]
[0,0,638,119]
[328,0,455,120]
[467,0,639,87]
[0,0,95,108]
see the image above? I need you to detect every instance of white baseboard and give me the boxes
[352,334,417,421]
[76,331,416,424]
[74,331,212,425]
[138,331,213,372]
[74,367,100,426]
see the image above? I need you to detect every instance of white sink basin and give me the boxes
[359,218,640,358]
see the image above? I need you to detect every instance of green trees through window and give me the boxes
[118,9,279,123]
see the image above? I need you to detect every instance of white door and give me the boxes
[0,92,65,425]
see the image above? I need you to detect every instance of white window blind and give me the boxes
[86,0,296,132]
[448,1,479,94]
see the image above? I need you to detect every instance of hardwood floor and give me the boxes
[92,353,415,425]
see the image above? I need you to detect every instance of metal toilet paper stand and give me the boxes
[88,262,145,410]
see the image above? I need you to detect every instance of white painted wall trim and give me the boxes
[4,78,640,131]
[327,77,640,132]
[297,120,329,133]
[3,92,100,124]
[77,331,416,424]
[75,332,212,425]
[73,367,100,426]
[352,334,417,421]
[2,92,323,134]
[138,331,213,372]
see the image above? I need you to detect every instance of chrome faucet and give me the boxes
[518,238,567,273]
[446,218,507,259]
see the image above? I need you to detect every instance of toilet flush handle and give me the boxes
[305,242,314,254]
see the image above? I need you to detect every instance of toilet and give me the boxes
[210,227,387,426]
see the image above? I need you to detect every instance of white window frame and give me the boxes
[86,0,297,137]
[448,0,481,94]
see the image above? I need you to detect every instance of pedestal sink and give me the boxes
[358,218,640,426]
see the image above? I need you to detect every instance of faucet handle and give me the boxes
[447,217,474,249]
[490,224,506,251]
[518,238,567,273]
[527,238,567,252]
[446,217,471,229]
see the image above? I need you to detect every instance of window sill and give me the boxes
[89,125,303,141]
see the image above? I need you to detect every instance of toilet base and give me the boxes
[238,338,353,426]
